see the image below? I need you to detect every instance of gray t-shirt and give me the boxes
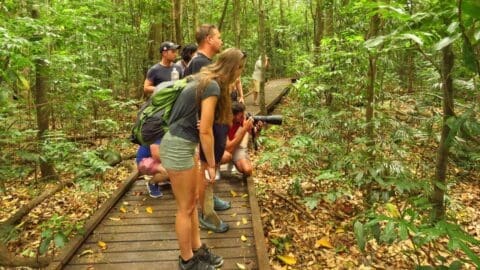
[146,63,183,86]
[168,80,220,143]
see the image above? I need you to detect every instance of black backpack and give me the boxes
[130,79,188,146]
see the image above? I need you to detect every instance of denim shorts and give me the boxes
[160,132,197,170]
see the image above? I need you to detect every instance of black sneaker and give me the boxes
[179,255,215,270]
[194,244,224,268]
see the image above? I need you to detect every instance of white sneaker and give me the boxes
[215,170,221,181]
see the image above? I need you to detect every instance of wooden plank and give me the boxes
[86,229,254,242]
[101,213,251,226]
[247,176,271,270]
[76,237,255,253]
[69,246,256,264]
[64,258,258,270]
[95,223,252,234]
[48,170,139,270]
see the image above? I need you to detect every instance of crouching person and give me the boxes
[136,139,170,198]
[221,102,261,177]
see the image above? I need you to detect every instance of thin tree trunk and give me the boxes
[431,44,455,222]
[313,0,324,65]
[258,0,267,114]
[233,0,241,47]
[172,0,183,44]
[31,6,57,181]
[218,0,230,31]
[365,6,380,145]
[192,0,199,40]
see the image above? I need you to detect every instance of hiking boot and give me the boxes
[213,196,231,211]
[194,244,224,268]
[146,182,163,198]
[198,215,229,233]
[179,255,215,270]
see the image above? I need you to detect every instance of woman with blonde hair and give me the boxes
[160,48,247,270]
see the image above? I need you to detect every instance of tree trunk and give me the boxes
[365,6,380,145]
[325,0,334,37]
[218,0,230,32]
[172,0,183,44]
[313,0,324,65]
[233,0,241,47]
[258,0,267,114]
[32,7,57,181]
[431,44,455,222]
[191,0,199,41]
[407,48,415,93]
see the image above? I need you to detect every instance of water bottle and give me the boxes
[171,67,179,81]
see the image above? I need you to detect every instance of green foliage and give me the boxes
[38,213,83,255]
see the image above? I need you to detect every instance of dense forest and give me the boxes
[1,0,479,269]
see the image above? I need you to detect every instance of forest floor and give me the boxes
[1,96,479,270]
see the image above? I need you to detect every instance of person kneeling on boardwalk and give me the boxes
[221,102,261,177]
[135,140,169,198]
[159,48,246,270]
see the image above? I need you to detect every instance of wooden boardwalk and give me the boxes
[49,79,292,270]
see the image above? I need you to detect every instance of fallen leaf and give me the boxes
[236,262,247,269]
[208,231,213,235]
[122,201,129,206]
[98,241,107,250]
[385,203,400,218]
[146,207,153,214]
[237,221,241,226]
[119,206,127,213]
[242,194,248,198]
[315,237,334,249]
[108,217,121,221]
[231,213,237,217]
[335,228,345,234]
[231,190,238,197]
[240,235,247,242]
[78,249,94,257]
[277,254,296,265]
[242,217,248,225]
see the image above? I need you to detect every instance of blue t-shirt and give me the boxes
[135,139,161,164]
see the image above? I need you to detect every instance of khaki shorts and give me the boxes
[232,147,249,163]
[159,132,197,170]
[253,79,260,93]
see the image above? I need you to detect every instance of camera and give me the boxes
[246,113,283,125]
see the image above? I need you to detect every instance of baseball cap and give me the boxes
[160,41,181,52]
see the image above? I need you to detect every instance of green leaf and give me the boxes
[381,221,396,244]
[458,241,480,267]
[354,221,366,252]
[461,0,480,20]
[402,33,423,46]
[41,229,53,239]
[462,37,478,74]
[447,22,459,34]
[303,196,319,210]
[475,30,480,41]
[448,261,463,270]
[39,237,52,255]
[365,35,386,49]
[54,232,68,248]
[399,222,408,240]
[434,34,461,51]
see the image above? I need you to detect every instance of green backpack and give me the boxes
[130,78,188,146]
